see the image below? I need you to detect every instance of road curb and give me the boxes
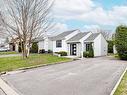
[110,67,127,95]
[0,78,19,95]
[0,59,74,76]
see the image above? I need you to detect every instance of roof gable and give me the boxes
[67,32,89,42]
[50,30,78,41]
[85,33,100,42]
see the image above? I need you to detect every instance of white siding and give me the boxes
[44,38,48,51]
[53,40,68,52]
[93,34,108,56]
[52,30,80,53]
[77,43,82,57]
[100,34,108,56]
[48,40,53,50]
[38,41,44,50]
[38,39,53,51]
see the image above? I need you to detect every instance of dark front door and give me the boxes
[70,44,77,55]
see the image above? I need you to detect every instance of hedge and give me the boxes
[115,25,127,60]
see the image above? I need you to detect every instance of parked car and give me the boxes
[0,47,10,52]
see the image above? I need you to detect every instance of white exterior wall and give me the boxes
[48,40,53,50]
[38,39,53,51]
[93,34,108,56]
[44,38,48,51]
[76,43,81,57]
[38,41,44,50]
[52,30,80,53]
[53,40,68,52]
[100,34,108,56]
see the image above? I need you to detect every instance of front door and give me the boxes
[70,44,77,55]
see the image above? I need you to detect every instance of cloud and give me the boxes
[53,0,95,19]
[48,23,68,36]
[53,0,127,26]
[83,25,101,32]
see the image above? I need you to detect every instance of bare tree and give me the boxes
[0,12,6,38]
[1,0,54,59]
[98,29,112,40]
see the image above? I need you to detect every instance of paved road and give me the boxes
[2,57,127,95]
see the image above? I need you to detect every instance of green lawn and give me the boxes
[114,72,127,95]
[0,51,18,55]
[0,54,71,73]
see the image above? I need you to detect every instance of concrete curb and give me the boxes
[0,59,74,76]
[0,78,19,95]
[110,67,127,95]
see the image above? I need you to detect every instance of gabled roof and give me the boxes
[67,32,89,42]
[85,33,100,42]
[50,30,78,41]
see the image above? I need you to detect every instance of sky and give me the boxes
[0,0,127,36]
[51,0,127,33]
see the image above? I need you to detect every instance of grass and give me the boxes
[114,72,127,95]
[0,54,71,73]
[114,54,119,58]
[0,51,18,55]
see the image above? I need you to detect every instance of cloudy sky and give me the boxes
[1,0,127,34]
[52,0,127,33]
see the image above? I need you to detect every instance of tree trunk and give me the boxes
[27,46,30,57]
[21,43,28,59]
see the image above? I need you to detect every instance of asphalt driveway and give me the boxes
[2,57,127,95]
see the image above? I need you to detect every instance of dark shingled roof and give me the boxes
[67,32,89,42]
[85,33,100,42]
[50,30,78,41]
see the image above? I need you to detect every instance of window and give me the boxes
[86,44,91,51]
[56,40,62,47]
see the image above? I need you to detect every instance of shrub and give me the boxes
[48,50,53,53]
[83,43,94,58]
[57,51,67,56]
[89,48,94,58]
[83,51,94,58]
[115,25,127,60]
[30,42,38,53]
[39,49,45,54]
[83,51,89,57]
[108,40,114,53]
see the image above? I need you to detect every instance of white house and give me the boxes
[37,29,108,58]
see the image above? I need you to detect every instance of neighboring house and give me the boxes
[9,38,19,52]
[35,33,53,52]
[37,29,108,58]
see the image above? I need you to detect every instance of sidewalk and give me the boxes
[0,54,21,58]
